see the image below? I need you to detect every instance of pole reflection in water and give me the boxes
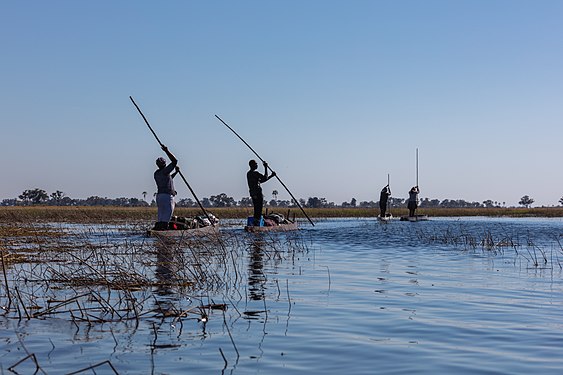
[248,238,266,301]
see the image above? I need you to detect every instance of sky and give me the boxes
[1,1,562,207]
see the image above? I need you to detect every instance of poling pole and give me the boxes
[416,148,419,187]
[214,114,315,226]
[387,173,391,215]
[130,96,215,226]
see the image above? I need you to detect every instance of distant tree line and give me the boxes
[1,188,560,208]
[0,189,296,208]
[306,197,509,209]
[1,188,151,207]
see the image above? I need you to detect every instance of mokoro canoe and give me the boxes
[244,221,299,233]
[147,225,219,238]
[377,214,393,222]
[400,215,429,222]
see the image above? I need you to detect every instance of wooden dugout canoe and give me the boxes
[147,225,219,238]
[399,215,429,222]
[377,214,394,222]
[244,221,299,233]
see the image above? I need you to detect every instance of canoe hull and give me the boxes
[400,215,429,222]
[147,225,219,238]
[377,214,393,222]
[244,222,298,232]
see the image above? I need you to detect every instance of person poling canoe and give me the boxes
[215,114,315,227]
[401,148,428,222]
[130,96,216,230]
[379,184,391,218]
[407,186,419,218]
[247,159,276,226]
[153,145,180,230]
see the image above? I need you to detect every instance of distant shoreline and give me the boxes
[1,206,562,223]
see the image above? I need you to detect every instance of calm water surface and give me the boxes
[1,217,562,374]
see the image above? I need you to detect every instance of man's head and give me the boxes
[156,157,166,168]
[249,159,258,170]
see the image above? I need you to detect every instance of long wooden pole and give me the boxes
[387,173,391,215]
[416,148,419,187]
[130,96,215,226]
[214,114,315,226]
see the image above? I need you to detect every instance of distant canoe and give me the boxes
[244,221,298,233]
[147,225,219,238]
[400,215,429,222]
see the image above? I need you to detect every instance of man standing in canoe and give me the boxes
[379,184,392,218]
[407,186,419,217]
[247,159,276,226]
[154,145,180,230]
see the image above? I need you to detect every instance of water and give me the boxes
[1,217,563,374]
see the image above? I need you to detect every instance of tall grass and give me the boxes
[1,206,562,223]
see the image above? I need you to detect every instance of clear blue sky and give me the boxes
[1,1,562,207]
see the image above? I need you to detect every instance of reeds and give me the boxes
[0,219,309,372]
[1,228,227,322]
[415,222,563,270]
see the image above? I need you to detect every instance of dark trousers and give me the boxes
[407,201,417,217]
[379,201,387,217]
[251,193,263,225]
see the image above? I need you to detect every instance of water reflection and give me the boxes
[4,218,563,374]
[154,240,182,296]
[248,238,266,301]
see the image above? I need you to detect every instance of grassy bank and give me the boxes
[296,207,563,218]
[1,206,562,223]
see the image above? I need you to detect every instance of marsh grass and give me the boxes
[313,206,563,218]
[1,206,562,224]
[0,222,63,239]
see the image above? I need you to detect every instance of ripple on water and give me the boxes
[1,217,563,374]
